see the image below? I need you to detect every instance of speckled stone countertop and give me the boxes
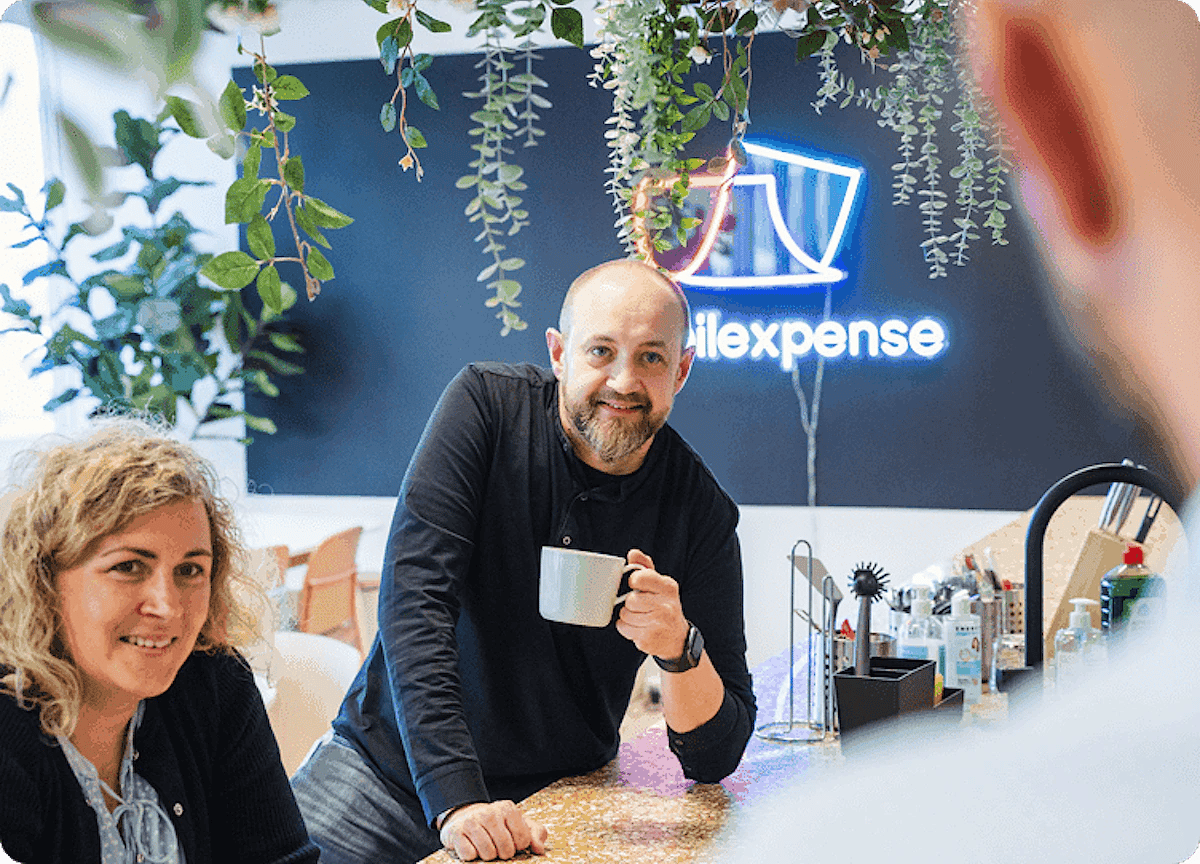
[418,719,842,864]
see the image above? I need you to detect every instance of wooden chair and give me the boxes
[296,526,364,656]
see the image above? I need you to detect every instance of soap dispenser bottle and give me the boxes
[897,585,945,679]
[1055,597,1105,690]
[944,590,982,704]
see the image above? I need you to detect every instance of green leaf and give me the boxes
[361,0,389,11]
[166,96,206,138]
[405,126,427,148]
[58,114,104,200]
[551,7,584,47]
[412,53,433,73]
[416,10,452,32]
[113,110,161,177]
[243,412,277,433]
[248,349,304,376]
[396,17,413,49]
[305,197,354,229]
[736,10,758,34]
[273,111,296,133]
[246,213,276,260]
[93,236,131,263]
[256,264,283,314]
[496,163,523,183]
[456,175,479,189]
[294,204,331,248]
[271,75,309,101]
[219,79,247,131]
[379,35,399,74]
[207,133,235,159]
[267,331,304,353]
[380,102,397,132]
[305,247,334,282]
[414,74,439,110]
[282,156,305,194]
[43,388,81,412]
[201,251,261,290]
[795,29,827,61]
[243,143,262,180]
[254,59,277,84]
[681,105,711,134]
[224,177,270,225]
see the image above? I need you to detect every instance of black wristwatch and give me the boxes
[654,621,704,673]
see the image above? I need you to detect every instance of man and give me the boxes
[723,2,1200,862]
[292,259,756,863]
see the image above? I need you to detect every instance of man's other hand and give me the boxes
[439,801,548,861]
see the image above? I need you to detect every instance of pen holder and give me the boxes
[833,657,935,734]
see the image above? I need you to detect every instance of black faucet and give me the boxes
[1021,462,1184,673]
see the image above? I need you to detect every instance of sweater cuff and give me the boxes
[415,762,491,829]
[665,689,740,779]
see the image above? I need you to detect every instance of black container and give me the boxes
[833,656,936,733]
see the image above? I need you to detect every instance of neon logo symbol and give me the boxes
[633,140,864,289]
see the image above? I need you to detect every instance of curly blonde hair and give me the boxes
[0,420,261,737]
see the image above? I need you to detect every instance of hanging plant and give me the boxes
[799,0,1012,277]
[590,0,754,257]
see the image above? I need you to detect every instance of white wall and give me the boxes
[232,491,1020,667]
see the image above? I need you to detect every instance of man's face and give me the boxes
[548,270,693,475]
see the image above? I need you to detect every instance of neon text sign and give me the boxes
[689,310,948,370]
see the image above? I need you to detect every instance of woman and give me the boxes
[0,422,319,863]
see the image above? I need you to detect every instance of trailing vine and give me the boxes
[196,43,355,303]
[590,0,755,258]
[805,1,1010,278]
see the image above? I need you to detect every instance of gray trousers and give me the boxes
[290,732,440,864]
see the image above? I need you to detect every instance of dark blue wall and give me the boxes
[242,34,1165,508]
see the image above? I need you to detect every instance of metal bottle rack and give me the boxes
[755,539,838,742]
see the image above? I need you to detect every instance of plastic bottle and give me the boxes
[1100,545,1166,639]
[896,584,945,680]
[1055,597,1109,693]
[944,590,982,704]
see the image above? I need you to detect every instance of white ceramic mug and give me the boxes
[539,546,635,627]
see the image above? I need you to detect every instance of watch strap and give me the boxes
[653,622,703,673]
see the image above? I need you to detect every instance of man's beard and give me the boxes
[568,389,668,467]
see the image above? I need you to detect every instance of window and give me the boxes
[0,20,53,440]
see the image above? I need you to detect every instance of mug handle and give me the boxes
[613,562,640,608]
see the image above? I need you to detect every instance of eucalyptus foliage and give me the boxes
[0,111,302,440]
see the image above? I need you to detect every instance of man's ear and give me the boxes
[674,345,695,394]
[546,328,566,379]
[970,7,1120,248]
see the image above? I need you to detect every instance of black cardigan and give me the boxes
[0,651,319,864]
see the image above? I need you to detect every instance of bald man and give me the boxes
[292,260,756,863]
[722,2,1200,862]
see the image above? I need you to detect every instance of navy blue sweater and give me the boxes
[0,651,319,864]
[334,362,756,827]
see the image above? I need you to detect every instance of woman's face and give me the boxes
[56,498,213,718]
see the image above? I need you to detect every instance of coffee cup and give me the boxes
[539,546,635,627]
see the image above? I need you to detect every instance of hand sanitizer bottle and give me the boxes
[897,585,945,680]
[1055,597,1106,693]
[944,590,982,704]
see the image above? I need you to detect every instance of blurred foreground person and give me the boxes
[0,422,318,864]
[723,1,1200,862]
